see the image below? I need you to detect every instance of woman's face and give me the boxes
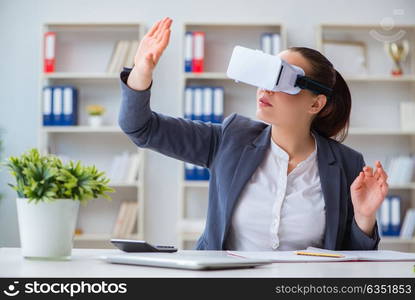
[256,50,323,128]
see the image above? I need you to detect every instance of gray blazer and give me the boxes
[119,68,380,251]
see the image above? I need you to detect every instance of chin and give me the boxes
[256,109,273,124]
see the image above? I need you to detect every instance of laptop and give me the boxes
[105,251,273,270]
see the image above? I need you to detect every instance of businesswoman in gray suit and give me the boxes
[119,17,388,251]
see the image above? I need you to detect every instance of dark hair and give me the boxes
[289,47,351,143]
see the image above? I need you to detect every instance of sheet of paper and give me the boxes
[307,247,415,261]
[226,250,355,263]
[226,247,415,262]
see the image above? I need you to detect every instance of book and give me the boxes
[260,33,272,54]
[192,32,205,72]
[124,40,139,69]
[400,101,415,131]
[184,32,193,72]
[43,32,56,73]
[112,201,129,237]
[108,152,141,184]
[400,209,415,239]
[106,40,132,73]
[43,87,53,125]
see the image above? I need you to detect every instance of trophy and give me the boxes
[384,40,410,76]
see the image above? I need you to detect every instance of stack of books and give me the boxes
[112,201,138,238]
[400,209,415,239]
[106,40,139,73]
[260,32,280,55]
[107,152,141,184]
[385,155,415,185]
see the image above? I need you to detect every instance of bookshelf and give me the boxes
[38,22,146,248]
[177,22,286,249]
[317,24,415,252]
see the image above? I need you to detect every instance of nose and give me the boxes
[260,88,275,95]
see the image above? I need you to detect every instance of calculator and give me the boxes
[110,239,178,253]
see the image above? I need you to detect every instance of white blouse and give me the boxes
[226,133,326,251]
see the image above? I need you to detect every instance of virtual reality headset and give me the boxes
[226,46,332,97]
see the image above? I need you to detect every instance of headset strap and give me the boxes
[295,75,333,97]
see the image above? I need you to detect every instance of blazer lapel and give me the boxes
[313,130,341,250]
[221,125,271,248]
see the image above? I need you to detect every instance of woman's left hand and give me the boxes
[350,160,389,236]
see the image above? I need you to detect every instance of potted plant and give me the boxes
[5,148,114,260]
[86,105,105,127]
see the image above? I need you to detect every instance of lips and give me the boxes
[259,96,273,107]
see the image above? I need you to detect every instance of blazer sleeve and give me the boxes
[343,153,381,250]
[118,68,232,168]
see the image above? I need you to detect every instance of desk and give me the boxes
[1,248,414,278]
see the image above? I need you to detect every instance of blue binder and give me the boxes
[184,31,193,72]
[42,86,53,126]
[62,86,78,126]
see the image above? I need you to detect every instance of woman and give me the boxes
[119,17,388,251]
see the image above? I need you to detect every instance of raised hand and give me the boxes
[127,17,173,90]
[350,160,389,236]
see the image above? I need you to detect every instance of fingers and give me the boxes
[351,171,365,190]
[375,160,388,181]
[147,19,163,37]
[160,27,171,48]
[155,18,172,41]
[363,165,374,177]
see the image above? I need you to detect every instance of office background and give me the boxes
[0,0,414,249]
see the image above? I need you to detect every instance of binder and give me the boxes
[260,33,272,54]
[202,87,213,122]
[213,87,224,123]
[195,165,205,180]
[193,87,203,121]
[52,87,63,125]
[184,32,193,72]
[62,86,78,126]
[390,196,401,236]
[184,87,194,120]
[42,87,53,126]
[43,32,56,73]
[185,163,196,180]
[192,32,205,72]
[272,33,281,55]
[380,196,390,236]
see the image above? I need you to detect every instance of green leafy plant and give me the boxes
[4,148,114,204]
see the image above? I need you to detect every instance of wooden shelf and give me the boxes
[348,128,415,135]
[380,237,415,244]
[40,22,146,249]
[42,126,122,133]
[109,182,141,188]
[389,183,415,190]
[43,72,119,80]
[74,233,140,241]
[344,75,415,82]
[184,72,229,80]
[182,181,209,188]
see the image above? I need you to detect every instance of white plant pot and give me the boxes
[88,115,103,127]
[16,198,80,260]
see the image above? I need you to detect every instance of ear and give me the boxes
[309,94,327,115]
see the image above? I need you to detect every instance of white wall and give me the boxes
[0,0,414,247]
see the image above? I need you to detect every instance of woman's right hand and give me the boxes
[127,17,173,91]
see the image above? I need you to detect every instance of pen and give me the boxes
[295,251,345,258]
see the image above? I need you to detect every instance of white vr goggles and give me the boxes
[226,46,332,97]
